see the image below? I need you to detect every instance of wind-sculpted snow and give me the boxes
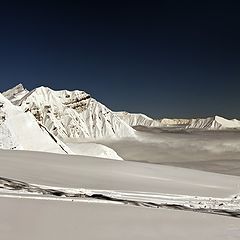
[5,85,135,140]
[0,176,239,218]
[0,93,72,154]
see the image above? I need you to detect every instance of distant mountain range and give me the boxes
[115,112,240,130]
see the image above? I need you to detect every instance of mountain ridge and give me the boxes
[3,84,136,140]
[115,111,240,130]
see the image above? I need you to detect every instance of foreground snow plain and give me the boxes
[0,197,240,240]
[0,148,240,239]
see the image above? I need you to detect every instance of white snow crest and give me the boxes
[10,86,135,140]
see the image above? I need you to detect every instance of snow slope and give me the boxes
[0,138,240,239]
[67,142,123,160]
[187,116,240,130]
[0,149,239,198]
[5,85,135,140]
[115,111,162,127]
[0,93,72,154]
[1,197,239,240]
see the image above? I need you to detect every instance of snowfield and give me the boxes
[1,84,240,239]
[1,197,240,240]
[0,149,240,239]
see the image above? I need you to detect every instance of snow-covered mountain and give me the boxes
[159,118,191,126]
[0,89,124,159]
[187,116,240,130]
[3,85,135,140]
[115,111,240,130]
[115,111,162,127]
[115,112,192,127]
[4,84,239,142]
[0,93,72,154]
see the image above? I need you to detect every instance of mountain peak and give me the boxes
[3,83,25,94]
[3,83,29,103]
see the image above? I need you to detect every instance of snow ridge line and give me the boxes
[38,123,69,154]
[0,177,239,218]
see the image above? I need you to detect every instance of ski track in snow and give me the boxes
[0,177,239,218]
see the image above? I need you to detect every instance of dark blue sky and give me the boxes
[0,1,240,118]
